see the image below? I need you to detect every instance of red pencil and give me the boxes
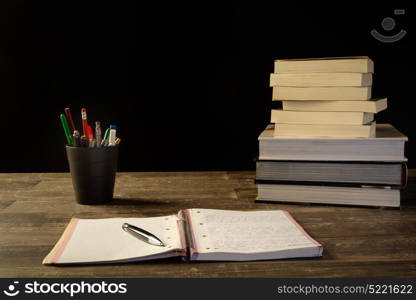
[81,108,88,137]
[64,108,76,132]
[87,125,94,142]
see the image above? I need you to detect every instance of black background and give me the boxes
[0,1,413,172]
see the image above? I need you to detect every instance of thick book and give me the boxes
[43,209,323,265]
[282,98,387,113]
[272,86,371,101]
[274,122,376,138]
[257,184,400,207]
[258,124,407,162]
[256,160,406,187]
[274,56,374,74]
[269,73,372,87]
[271,110,374,125]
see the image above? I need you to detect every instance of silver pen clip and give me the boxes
[122,223,165,247]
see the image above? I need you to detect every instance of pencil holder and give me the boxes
[66,145,118,205]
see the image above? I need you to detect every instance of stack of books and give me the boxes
[256,57,408,207]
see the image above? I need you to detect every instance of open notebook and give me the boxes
[43,209,323,264]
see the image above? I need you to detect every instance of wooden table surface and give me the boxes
[0,171,415,278]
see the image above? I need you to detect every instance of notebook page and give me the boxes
[43,215,182,264]
[188,209,321,254]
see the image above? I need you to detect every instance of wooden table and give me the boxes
[0,171,415,277]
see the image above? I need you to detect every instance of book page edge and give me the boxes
[281,211,323,251]
[42,218,80,264]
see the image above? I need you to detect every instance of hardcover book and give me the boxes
[257,184,400,207]
[256,160,406,187]
[258,124,407,161]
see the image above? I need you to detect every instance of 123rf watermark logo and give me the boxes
[3,281,20,297]
[371,9,407,43]
[2,280,127,297]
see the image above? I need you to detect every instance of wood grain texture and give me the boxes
[0,171,415,278]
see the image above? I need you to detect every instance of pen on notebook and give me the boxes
[95,121,102,147]
[60,114,73,146]
[64,108,76,132]
[122,223,165,247]
[81,108,88,137]
[73,130,81,147]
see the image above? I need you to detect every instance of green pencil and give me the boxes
[103,127,110,141]
[60,114,73,146]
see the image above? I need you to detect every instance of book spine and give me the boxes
[402,163,408,190]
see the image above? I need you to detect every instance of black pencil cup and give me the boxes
[66,145,118,205]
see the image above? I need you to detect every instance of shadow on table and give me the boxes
[108,197,173,206]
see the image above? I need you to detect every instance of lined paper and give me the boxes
[189,209,320,254]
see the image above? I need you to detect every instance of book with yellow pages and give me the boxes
[282,98,387,113]
[270,72,372,87]
[274,122,376,138]
[272,86,371,101]
[271,110,374,125]
[274,56,374,74]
